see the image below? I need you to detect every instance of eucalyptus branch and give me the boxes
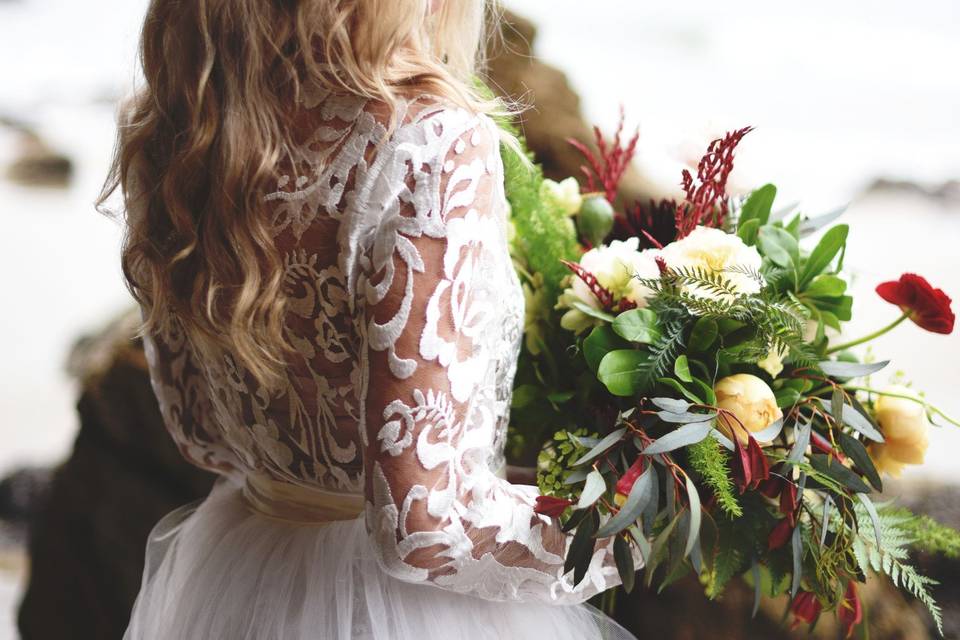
[843,385,960,428]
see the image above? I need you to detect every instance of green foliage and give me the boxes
[891,508,960,559]
[536,429,593,499]
[853,504,944,634]
[688,437,742,518]
[498,119,580,304]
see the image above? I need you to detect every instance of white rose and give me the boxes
[540,177,583,217]
[715,374,783,445]
[557,238,661,333]
[660,226,763,301]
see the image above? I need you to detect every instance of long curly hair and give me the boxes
[98,0,502,390]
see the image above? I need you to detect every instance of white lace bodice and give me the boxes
[138,89,624,603]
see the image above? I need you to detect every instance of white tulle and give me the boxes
[124,478,635,640]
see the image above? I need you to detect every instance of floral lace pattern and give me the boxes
[139,90,624,603]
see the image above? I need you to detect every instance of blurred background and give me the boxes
[0,0,957,637]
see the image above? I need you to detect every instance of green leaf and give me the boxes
[817,398,884,442]
[831,387,845,429]
[838,432,883,492]
[803,274,847,298]
[583,325,628,373]
[657,377,704,404]
[510,384,539,409]
[688,317,719,352]
[674,355,693,382]
[645,510,683,587]
[739,184,777,228]
[612,308,662,344]
[598,350,653,396]
[799,224,849,288]
[614,535,636,593]
[810,454,870,493]
[572,300,617,323]
[737,218,761,246]
[774,387,801,409]
[758,225,800,269]
[576,470,608,509]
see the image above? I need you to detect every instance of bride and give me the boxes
[100,0,637,638]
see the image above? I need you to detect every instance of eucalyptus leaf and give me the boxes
[819,360,890,378]
[820,496,834,549]
[614,535,636,593]
[563,467,591,485]
[788,419,812,463]
[799,205,848,237]
[752,418,784,443]
[751,558,762,618]
[859,493,884,551]
[817,398,884,442]
[657,410,716,424]
[596,467,656,537]
[684,476,702,558]
[810,454,870,493]
[573,427,627,466]
[790,524,803,598]
[651,397,691,413]
[643,421,715,455]
[710,429,736,452]
[576,470,608,509]
[642,465,660,537]
[838,432,883,492]
[566,509,599,586]
[629,525,652,565]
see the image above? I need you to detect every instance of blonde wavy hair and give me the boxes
[98,0,504,390]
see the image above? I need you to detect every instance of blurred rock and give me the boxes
[2,123,73,188]
[865,177,960,205]
[17,309,216,640]
[0,467,52,547]
[487,11,645,205]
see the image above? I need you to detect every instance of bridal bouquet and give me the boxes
[502,114,959,636]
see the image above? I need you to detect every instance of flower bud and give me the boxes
[715,374,783,444]
[868,385,931,477]
[577,195,615,247]
[540,177,583,217]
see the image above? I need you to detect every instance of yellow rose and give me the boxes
[868,386,931,477]
[715,374,783,444]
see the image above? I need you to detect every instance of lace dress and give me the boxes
[124,88,636,640]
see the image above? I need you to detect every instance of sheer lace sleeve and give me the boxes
[358,106,625,604]
[142,313,241,478]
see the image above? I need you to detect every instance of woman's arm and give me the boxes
[359,107,626,603]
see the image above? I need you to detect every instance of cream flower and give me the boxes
[868,386,931,477]
[540,177,583,216]
[757,344,788,378]
[715,374,783,444]
[557,238,661,333]
[660,226,763,301]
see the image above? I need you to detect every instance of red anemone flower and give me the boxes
[839,581,864,638]
[533,495,574,518]
[876,273,955,335]
[768,517,793,550]
[791,591,823,628]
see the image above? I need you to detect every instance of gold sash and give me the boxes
[242,474,364,524]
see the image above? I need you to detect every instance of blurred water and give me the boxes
[0,2,958,635]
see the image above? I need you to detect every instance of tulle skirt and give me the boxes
[124,478,636,640]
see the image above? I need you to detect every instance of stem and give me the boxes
[844,385,960,428]
[825,312,910,354]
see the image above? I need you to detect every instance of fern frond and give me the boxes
[688,437,742,517]
[854,504,944,634]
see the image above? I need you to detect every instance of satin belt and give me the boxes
[241,464,508,525]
